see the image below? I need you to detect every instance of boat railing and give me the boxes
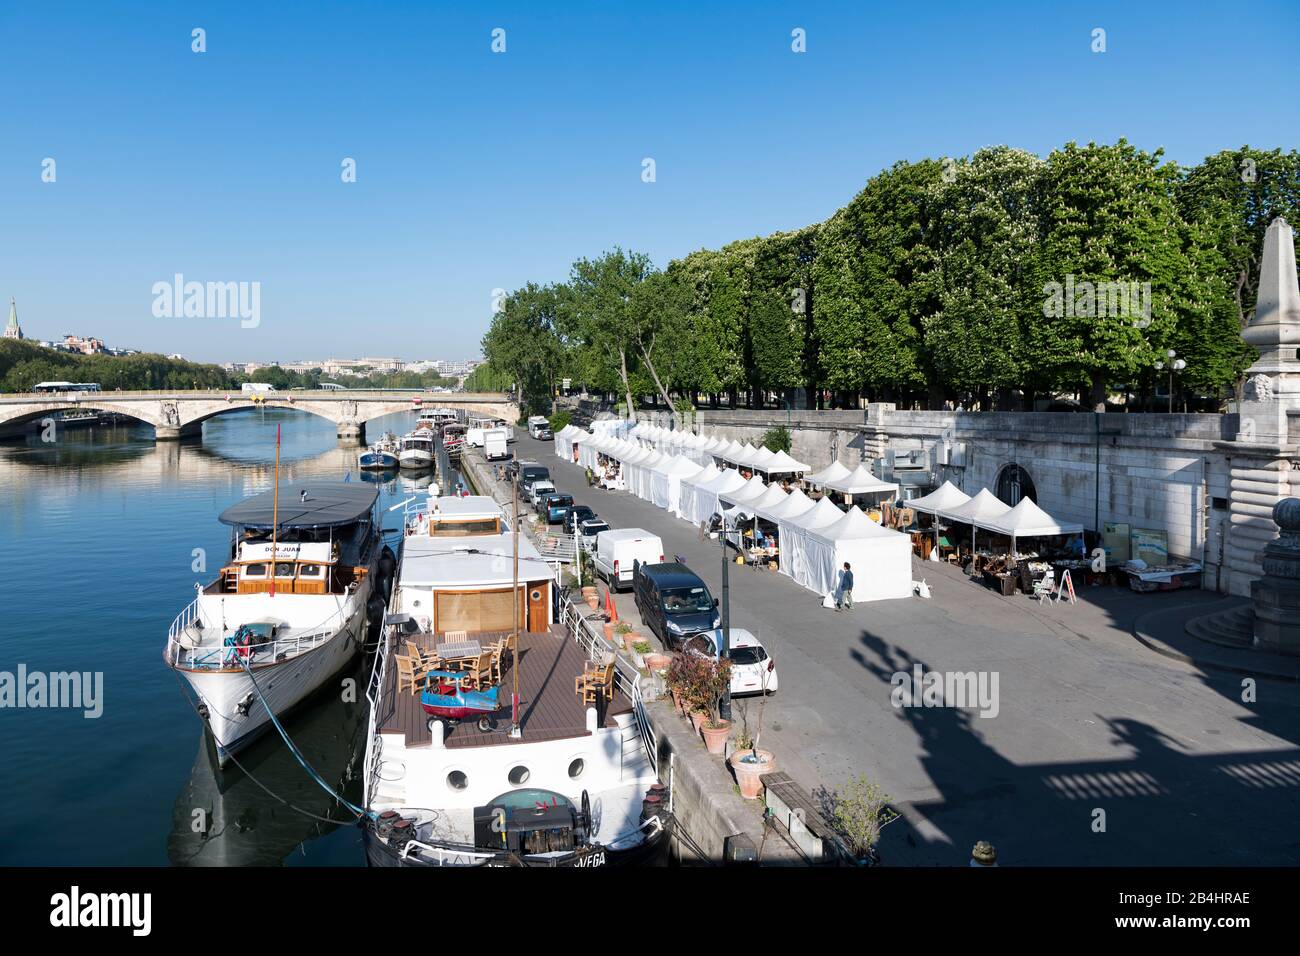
[557,597,659,781]
[363,623,394,803]
[397,814,663,866]
[165,599,354,670]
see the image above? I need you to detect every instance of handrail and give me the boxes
[164,598,354,670]
[396,814,663,866]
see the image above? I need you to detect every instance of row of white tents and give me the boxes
[552,423,914,603]
[908,481,1084,550]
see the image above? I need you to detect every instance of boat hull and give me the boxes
[360,452,399,470]
[360,816,671,868]
[399,450,434,467]
[177,603,367,766]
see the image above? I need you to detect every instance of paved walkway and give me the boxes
[520,435,1300,865]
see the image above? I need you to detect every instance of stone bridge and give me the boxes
[0,390,519,442]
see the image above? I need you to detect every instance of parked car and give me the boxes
[543,493,574,524]
[519,463,551,494]
[632,561,720,649]
[578,517,610,550]
[682,628,778,696]
[528,480,556,509]
[562,505,597,534]
[592,529,664,593]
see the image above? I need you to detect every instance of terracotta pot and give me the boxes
[586,595,600,609]
[622,631,640,650]
[700,719,731,755]
[645,653,671,673]
[729,749,776,800]
[689,710,707,732]
[581,586,597,600]
[603,622,616,641]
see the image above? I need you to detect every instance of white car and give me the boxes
[683,627,778,696]
[528,480,556,509]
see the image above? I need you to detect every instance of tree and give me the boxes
[922,147,1043,407]
[566,248,655,415]
[1030,140,1187,409]
[481,282,567,415]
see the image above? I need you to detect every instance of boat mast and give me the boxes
[270,423,280,598]
[509,467,521,738]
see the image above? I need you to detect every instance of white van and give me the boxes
[483,427,509,461]
[241,382,276,394]
[527,415,551,439]
[592,528,664,592]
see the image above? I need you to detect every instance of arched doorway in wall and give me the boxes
[995,464,1036,506]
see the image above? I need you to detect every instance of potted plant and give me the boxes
[696,657,733,755]
[820,774,899,864]
[729,747,775,799]
[664,654,690,714]
[614,620,636,649]
[631,639,652,670]
[644,650,671,673]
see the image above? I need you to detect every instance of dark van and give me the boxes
[632,562,721,650]
[518,463,550,493]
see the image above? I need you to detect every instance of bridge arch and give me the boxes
[0,402,164,431]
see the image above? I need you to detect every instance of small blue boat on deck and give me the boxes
[419,671,501,730]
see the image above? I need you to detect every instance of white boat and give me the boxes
[360,494,669,867]
[399,433,435,467]
[360,433,400,470]
[164,482,392,766]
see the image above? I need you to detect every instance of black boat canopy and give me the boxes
[218,482,379,531]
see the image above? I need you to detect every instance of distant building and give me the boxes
[62,334,107,355]
[3,299,21,340]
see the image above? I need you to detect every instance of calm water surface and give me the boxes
[0,408,450,865]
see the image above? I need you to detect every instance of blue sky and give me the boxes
[1,1,1296,364]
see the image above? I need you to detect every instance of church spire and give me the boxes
[3,299,21,340]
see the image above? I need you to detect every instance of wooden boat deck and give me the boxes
[376,627,632,749]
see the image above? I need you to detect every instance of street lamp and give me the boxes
[1154,349,1187,413]
[707,509,746,722]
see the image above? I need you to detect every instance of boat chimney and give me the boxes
[585,707,598,732]
[430,719,445,749]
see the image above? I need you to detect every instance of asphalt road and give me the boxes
[514,434,1300,865]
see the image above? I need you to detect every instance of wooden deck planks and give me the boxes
[376,627,631,749]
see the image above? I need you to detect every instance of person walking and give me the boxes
[835,562,854,611]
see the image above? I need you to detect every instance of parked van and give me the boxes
[592,529,664,593]
[241,382,276,394]
[518,463,550,494]
[633,562,721,649]
[527,415,551,439]
[483,427,509,461]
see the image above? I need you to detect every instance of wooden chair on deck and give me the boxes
[464,651,494,688]
[406,640,441,671]
[485,638,510,683]
[395,654,430,694]
[575,662,616,706]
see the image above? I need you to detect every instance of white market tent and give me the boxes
[719,474,770,512]
[628,450,664,500]
[753,485,815,524]
[804,507,913,602]
[805,460,851,487]
[651,455,702,513]
[976,497,1083,550]
[691,468,748,527]
[747,446,778,471]
[677,463,719,520]
[937,488,1012,551]
[819,463,899,498]
[762,449,810,475]
[781,496,847,585]
[907,480,971,516]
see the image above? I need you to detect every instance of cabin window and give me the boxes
[243,563,267,578]
[274,562,295,578]
[447,771,468,791]
[429,517,500,536]
[507,765,530,786]
[299,563,325,579]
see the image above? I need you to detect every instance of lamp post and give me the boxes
[1154,349,1187,413]
[709,510,741,722]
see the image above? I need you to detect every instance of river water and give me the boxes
[0,408,456,865]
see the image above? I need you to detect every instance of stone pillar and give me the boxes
[155,426,182,441]
[1252,498,1300,655]
[1217,219,1300,596]
[337,401,365,444]
[861,403,895,464]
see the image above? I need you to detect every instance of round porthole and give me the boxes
[568,758,585,779]
[447,770,468,791]
[530,589,542,602]
[508,765,530,785]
